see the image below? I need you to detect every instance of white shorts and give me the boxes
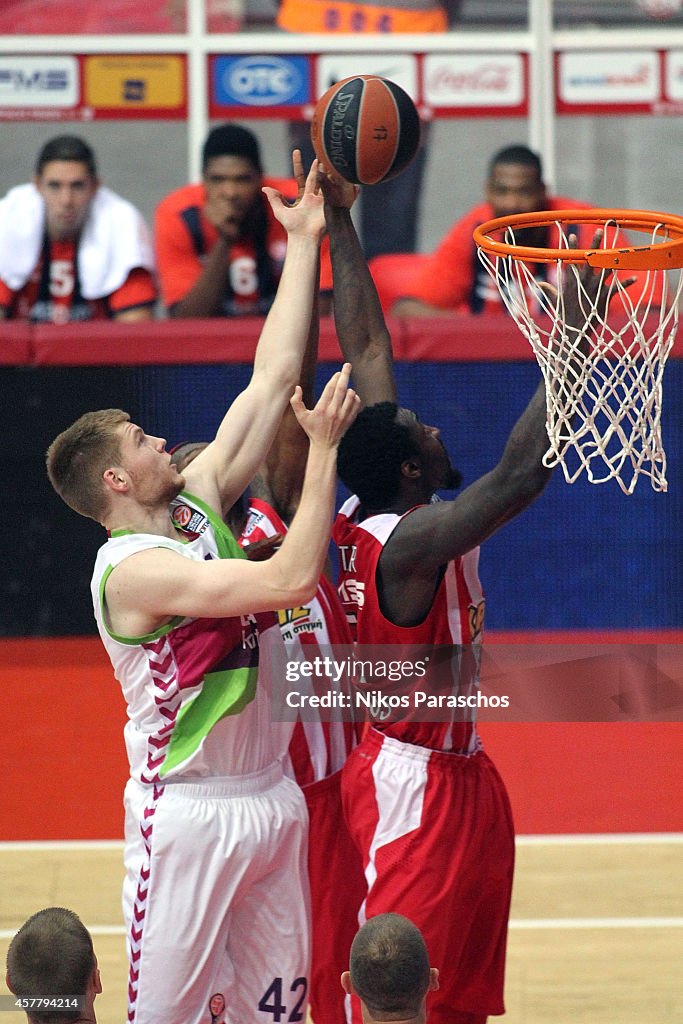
[123,763,310,1024]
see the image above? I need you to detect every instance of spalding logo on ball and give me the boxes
[311,75,421,186]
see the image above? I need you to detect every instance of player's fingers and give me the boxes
[290,385,305,415]
[537,281,558,301]
[262,186,282,210]
[332,362,352,398]
[305,158,321,194]
[339,389,361,424]
[292,148,305,197]
[324,363,353,412]
[317,370,342,405]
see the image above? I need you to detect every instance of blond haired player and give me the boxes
[45,162,359,1024]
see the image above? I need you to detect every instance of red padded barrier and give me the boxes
[30,318,343,366]
[0,314,679,367]
[0,324,32,365]
[1,634,682,840]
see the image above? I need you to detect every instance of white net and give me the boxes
[477,218,683,494]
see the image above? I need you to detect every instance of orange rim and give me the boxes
[473,208,683,270]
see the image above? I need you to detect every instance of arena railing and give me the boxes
[1,1,683,190]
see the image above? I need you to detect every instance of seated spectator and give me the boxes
[5,906,101,1024]
[392,144,596,317]
[154,123,332,317]
[341,913,439,1024]
[0,135,156,323]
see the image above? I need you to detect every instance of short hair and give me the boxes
[6,907,95,1024]
[337,402,420,509]
[202,124,262,173]
[350,914,430,1015]
[35,136,97,178]
[46,408,130,522]
[488,144,543,180]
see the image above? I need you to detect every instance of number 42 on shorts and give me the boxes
[258,977,307,1022]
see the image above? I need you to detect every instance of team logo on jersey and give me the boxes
[208,992,226,1023]
[172,503,192,527]
[170,500,210,536]
[241,612,260,651]
[338,578,365,609]
[468,600,485,640]
[276,604,322,641]
[241,508,266,540]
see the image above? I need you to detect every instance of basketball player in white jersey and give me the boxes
[321,168,603,1024]
[45,161,360,1024]
[171,279,366,1024]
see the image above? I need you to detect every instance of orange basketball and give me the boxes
[310,75,421,186]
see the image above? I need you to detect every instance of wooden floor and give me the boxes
[0,835,681,1024]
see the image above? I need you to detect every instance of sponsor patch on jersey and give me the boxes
[468,600,485,640]
[241,508,267,540]
[171,501,209,536]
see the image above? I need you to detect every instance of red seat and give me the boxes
[368,253,429,314]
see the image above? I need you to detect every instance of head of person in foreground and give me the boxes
[341,913,439,1024]
[6,907,101,1024]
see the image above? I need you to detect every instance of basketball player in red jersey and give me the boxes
[0,136,156,323]
[237,293,367,1024]
[321,168,602,1023]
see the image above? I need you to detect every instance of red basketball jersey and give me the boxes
[241,497,361,786]
[333,495,485,752]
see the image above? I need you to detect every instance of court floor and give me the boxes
[1,834,681,1024]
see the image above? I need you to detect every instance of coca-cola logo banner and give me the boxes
[423,54,525,109]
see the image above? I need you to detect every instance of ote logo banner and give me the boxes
[212,55,310,108]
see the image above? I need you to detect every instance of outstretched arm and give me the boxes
[249,267,321,525]
[183,157,325,517]
[321,170,397,407]
[248,155,322,524]
[104,366,360,637]
[380,248,606,625]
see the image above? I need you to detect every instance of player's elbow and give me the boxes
[493,455,552,513]
[507,460,552,505]
[283,573,319,607]
[270,559,319,607]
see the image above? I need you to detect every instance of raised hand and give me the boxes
[262,159,326,241]
[290,362,360,448]
[318,162,360,211]
[291,148,306,204]
[560,229,607,333]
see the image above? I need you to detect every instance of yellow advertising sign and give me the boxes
[84,55,185,109]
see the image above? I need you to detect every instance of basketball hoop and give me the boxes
[473,208,683,494]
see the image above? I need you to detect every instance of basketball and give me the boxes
[310,75,421,186]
